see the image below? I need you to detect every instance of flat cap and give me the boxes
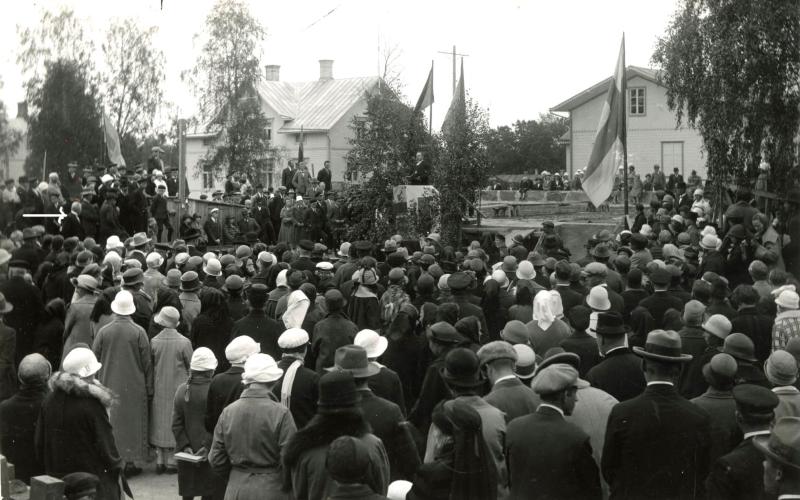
[650,267,672,285]
[477,341,518,365]
[428,321,466,345]
[278,328,310,350]
[532,364,579,395]
[733,383,779,415]
[447,271,472,291]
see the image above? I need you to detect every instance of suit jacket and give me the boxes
[507,405,601,500]
[61,213,85,240]
[231,311,285,360]
[560,331,602,377]
[80,201,99,238]
[271,356,319,429]
[690,388,740,469]
[638,290,685,328]
[358,388,418,481]
[368,365,406,416]
[204,365,245,432]
[705,433,769,500]
[602,384,711,500]
[484,376,539,422]
[204,218,222,244]
[150,195,169,219]
[585,348,646,402]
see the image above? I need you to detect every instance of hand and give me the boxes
[195,446,207,457]
[183,447,193,454]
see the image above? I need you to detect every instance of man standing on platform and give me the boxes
[409,151,430,185]
[317,160,332,193]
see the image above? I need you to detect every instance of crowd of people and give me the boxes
[1,161,800,499]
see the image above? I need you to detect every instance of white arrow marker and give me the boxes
[23,206,67,225]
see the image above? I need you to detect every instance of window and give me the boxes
[629,88,646,116]
[266,120,272,141]
[201,162,214,189]
[354,117,367,140]
[661,142,684,175]
[202,136,214,146]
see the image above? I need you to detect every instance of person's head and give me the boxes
[766,350,799,388]
[441,347,482,395]
[702,353,737,391]
[241,353,283,389]
[583,262,607,288]
[415,151,423,162]
[749,260,769,282]
[532,363,580,415]
[771,269,789,287]
[18,353,51,388]
[777,290,800,314]
[61,347,102,380]
[62,472,100,500]
[702,314,732,347]
[324,160,331,169]
[224,335,260,366]
[683,299,706,327]
[635,329,691,383]
[246,283,268,310]
[477,341,518,384]
[733,383,778,432]
[757,417,800,495]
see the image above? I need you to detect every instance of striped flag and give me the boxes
[442,59,465,136]
[415,62,434,113]
[102,112,126,167]
[582,37,626,208]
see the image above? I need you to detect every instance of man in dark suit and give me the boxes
[586,312,646,402]
[317,160,332,192]
[478,341,539,422]
[271,328,319,429]
[447,272,489,335]
[506,363,601,500]
[730,285,773,364]
[560,306,601,377]
[150,184,172,243]
[680,314,732,399]
[355,329,406,415]
[231,284,285,360]
[268,187,285,237]
[705,384,778,500]
[60,201,85,240]
[602,329,711,499]
[554,261,585,316]
[281,161,296,190]
[12,228,45,273]
[203,208,222,246]
[204,335,260,432]
[638,267,684,328]
[79,189,99,239]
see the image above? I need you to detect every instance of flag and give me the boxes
[415,62,434,113]
[582,36,626,208]
[102,112,126,167]
[298,126,304,163]
[442,59,465,136]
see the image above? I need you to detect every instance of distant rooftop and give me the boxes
[551,66,662,112]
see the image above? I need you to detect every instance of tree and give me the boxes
[436,95,490,246]
[486,114,568,175]
[0,78,22,169]
[343,82,431,242]
[25,59,103,178]
[653,0,800,207]
[101,19,166,141]
[205,97,276,179]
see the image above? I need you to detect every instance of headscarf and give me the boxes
[533,290,556,331]
[548,290,564,319]
[282,289,310,329]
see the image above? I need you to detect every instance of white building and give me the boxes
[551,66,706,180]
[185,60,380,197]
[2,102,29,182]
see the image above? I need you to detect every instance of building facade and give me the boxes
[185,60,379,197]
[552,66,706,181]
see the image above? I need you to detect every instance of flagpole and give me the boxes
[621,34,629,228]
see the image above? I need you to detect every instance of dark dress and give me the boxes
[191,313,234,375]
[204,365,245,433]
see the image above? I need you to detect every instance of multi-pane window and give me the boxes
[629,87,646,116]
[201,162,214,189]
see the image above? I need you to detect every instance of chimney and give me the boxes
[17,102,27,120]
[319,59,333,80]
[265,65,280,81]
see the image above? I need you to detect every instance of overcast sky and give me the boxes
[0,0,679,129]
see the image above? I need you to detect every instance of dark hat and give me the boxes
[733,383,779,417]
[62,472,100,500]
[754,417,800,470]
[353,240,373,252]
[287,270,305,289]
[723,333,758,362]
[327,345,380,378]
[440,347,483,388]
[247,283,268,303]
[183,228,202,241]
[591,243,611,258]
[631,233,648,247]
[224,274,244,291]
[180,271,201,292]
[298,239,314,251]
[419,253,436,266]
[650,267,672,285]
[22,227,37,240]
[8,259,31,270]
[542,220,555,228]
[4,178,13,184]
[633,329,692,363]
[447,271,472,291]
[533,347,581,378]
[428,321,467,345]
[596,311,626,336]
[386,252,406,268]
[528,252,546,267]
[326,436,370,484]
[727,224,748,240]
[75,250,95,267]
[317,371,361,413]
[122,268,144,286]
[324,289,345,311]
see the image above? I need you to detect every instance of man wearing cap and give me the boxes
[731,284,773,364]
[774,289,800,352]
[638,267,684,328]
[586,312,646,402]
[754,416,800,498]
[204,208,222,246]
[272,328,319,429]
[690,353,740,470]
[293,239,317,272]
[602,330,711,499]
[706,384,779,500]
[92,290,153,476]
[11,226,45,272]
[479,340,539,421]
[447,271,489,334]
[150,183,172,242]
[209,353,297,499]
[98,187,126,245]
[310,290,359,374]
[232,283,285,360]
[507,362,601,499]
[121,268,153,332]
[680,314,734,399]
[0,353,50,482]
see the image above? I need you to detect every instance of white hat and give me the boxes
[338,242,351,257]
[776,290,800,310]
[204,258,222,277]
[278,328,310,349]
[258,251,275,264]
[587,285,611,311]
[491,269,509,287]
[640,224,652,236]
[146,252,164,268]
[516,260,536,280]
[209,207,219,214]
[225,335,260,363]
[773,285,797,297]
[203,252,216,263]
[296,195,303,201]
[701,226,717,237]
[242,353,283,384]
[62,347,102,378]
[190,347,218,371]
[100,174,114,184]
[174,252,190,265]
[693,188,703,196]
[354,329,388,359]
[387,480,413,500]
[155,306,180,328]
[105,235,123,250]
[316,261,334,271]
[671,214,683,224]
[691,206,704,216]
[111,290,136,316]
[276,269,288,287]
[700,234,720,250]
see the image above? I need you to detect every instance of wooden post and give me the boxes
[176,119,186,241]
[29,476,65,500]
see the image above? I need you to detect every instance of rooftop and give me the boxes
[550,66,662,112]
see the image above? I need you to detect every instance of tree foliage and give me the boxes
[343,82,431,242]
[101,19,166,140]
[486,114,568,175]
[0,78,22,168]
[25,59,102,178]
[205,96,276,179]
[653,0,800,202]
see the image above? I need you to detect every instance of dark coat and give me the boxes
[0,383,48,482]
[310,312,359,372]
[731,306,773,364]
[409,352,452,433]
[231,310,285,360]
[602,384,711,500]
[36,372,122,500]
[680,347,718,399]
[381,333,426,412]
[560,330,602,377]
[638,290,685,328]
[11,243,44,275]
[60,212,85,240]
[554,284,585,317]
[191,312,234,374]
[0,276,44,366]
[406,460,452,500]
[150,194,169,219]
[98,201,125,242]
[204,218,222,244]
[506,405,601,500]
[328,483,389,500]
[585,348,646,402]
[80,200,99,238]
[690,389,740,470]
[451,294,489,336]
[621,288,649,320]
[734,361,769,388]
[358,388,419,481]
[271,356,319,429]
[705,434,768,500]
[699,250,726,276]
[368,366,407,416]
[204,365,245,433]
[484,377,539,422]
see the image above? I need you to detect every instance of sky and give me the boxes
[0,0,680,130]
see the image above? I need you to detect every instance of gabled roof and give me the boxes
[255,76,381,132]
[550,66,662,112]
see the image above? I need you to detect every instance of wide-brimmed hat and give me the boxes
[428,321,467,345]
[180,271,201,291]
[591,244,611,259]
[162,269,181,288]
[130,232,150,248]
[122,268,144,286]
[587,285,611,311]
[754,417,800,470]
[62,347,102,378]
[440,347,483,388]
[70,275,99,294]
[204,258,222,277]
[0,292,13,315]
[327,345,380,378]
[110,290,136,316]
[700,234,720,250]
[533,347,581,378]
[317,371,361,413]
[633,329,692,363]
[354,329,388,359]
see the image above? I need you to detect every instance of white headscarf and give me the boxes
[533,290,556,331]
[548,290,564,319]
[282,290,310,329]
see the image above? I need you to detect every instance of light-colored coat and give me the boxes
[143,268,165,305]
[93,314,153,462]
[150,328,191,448]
